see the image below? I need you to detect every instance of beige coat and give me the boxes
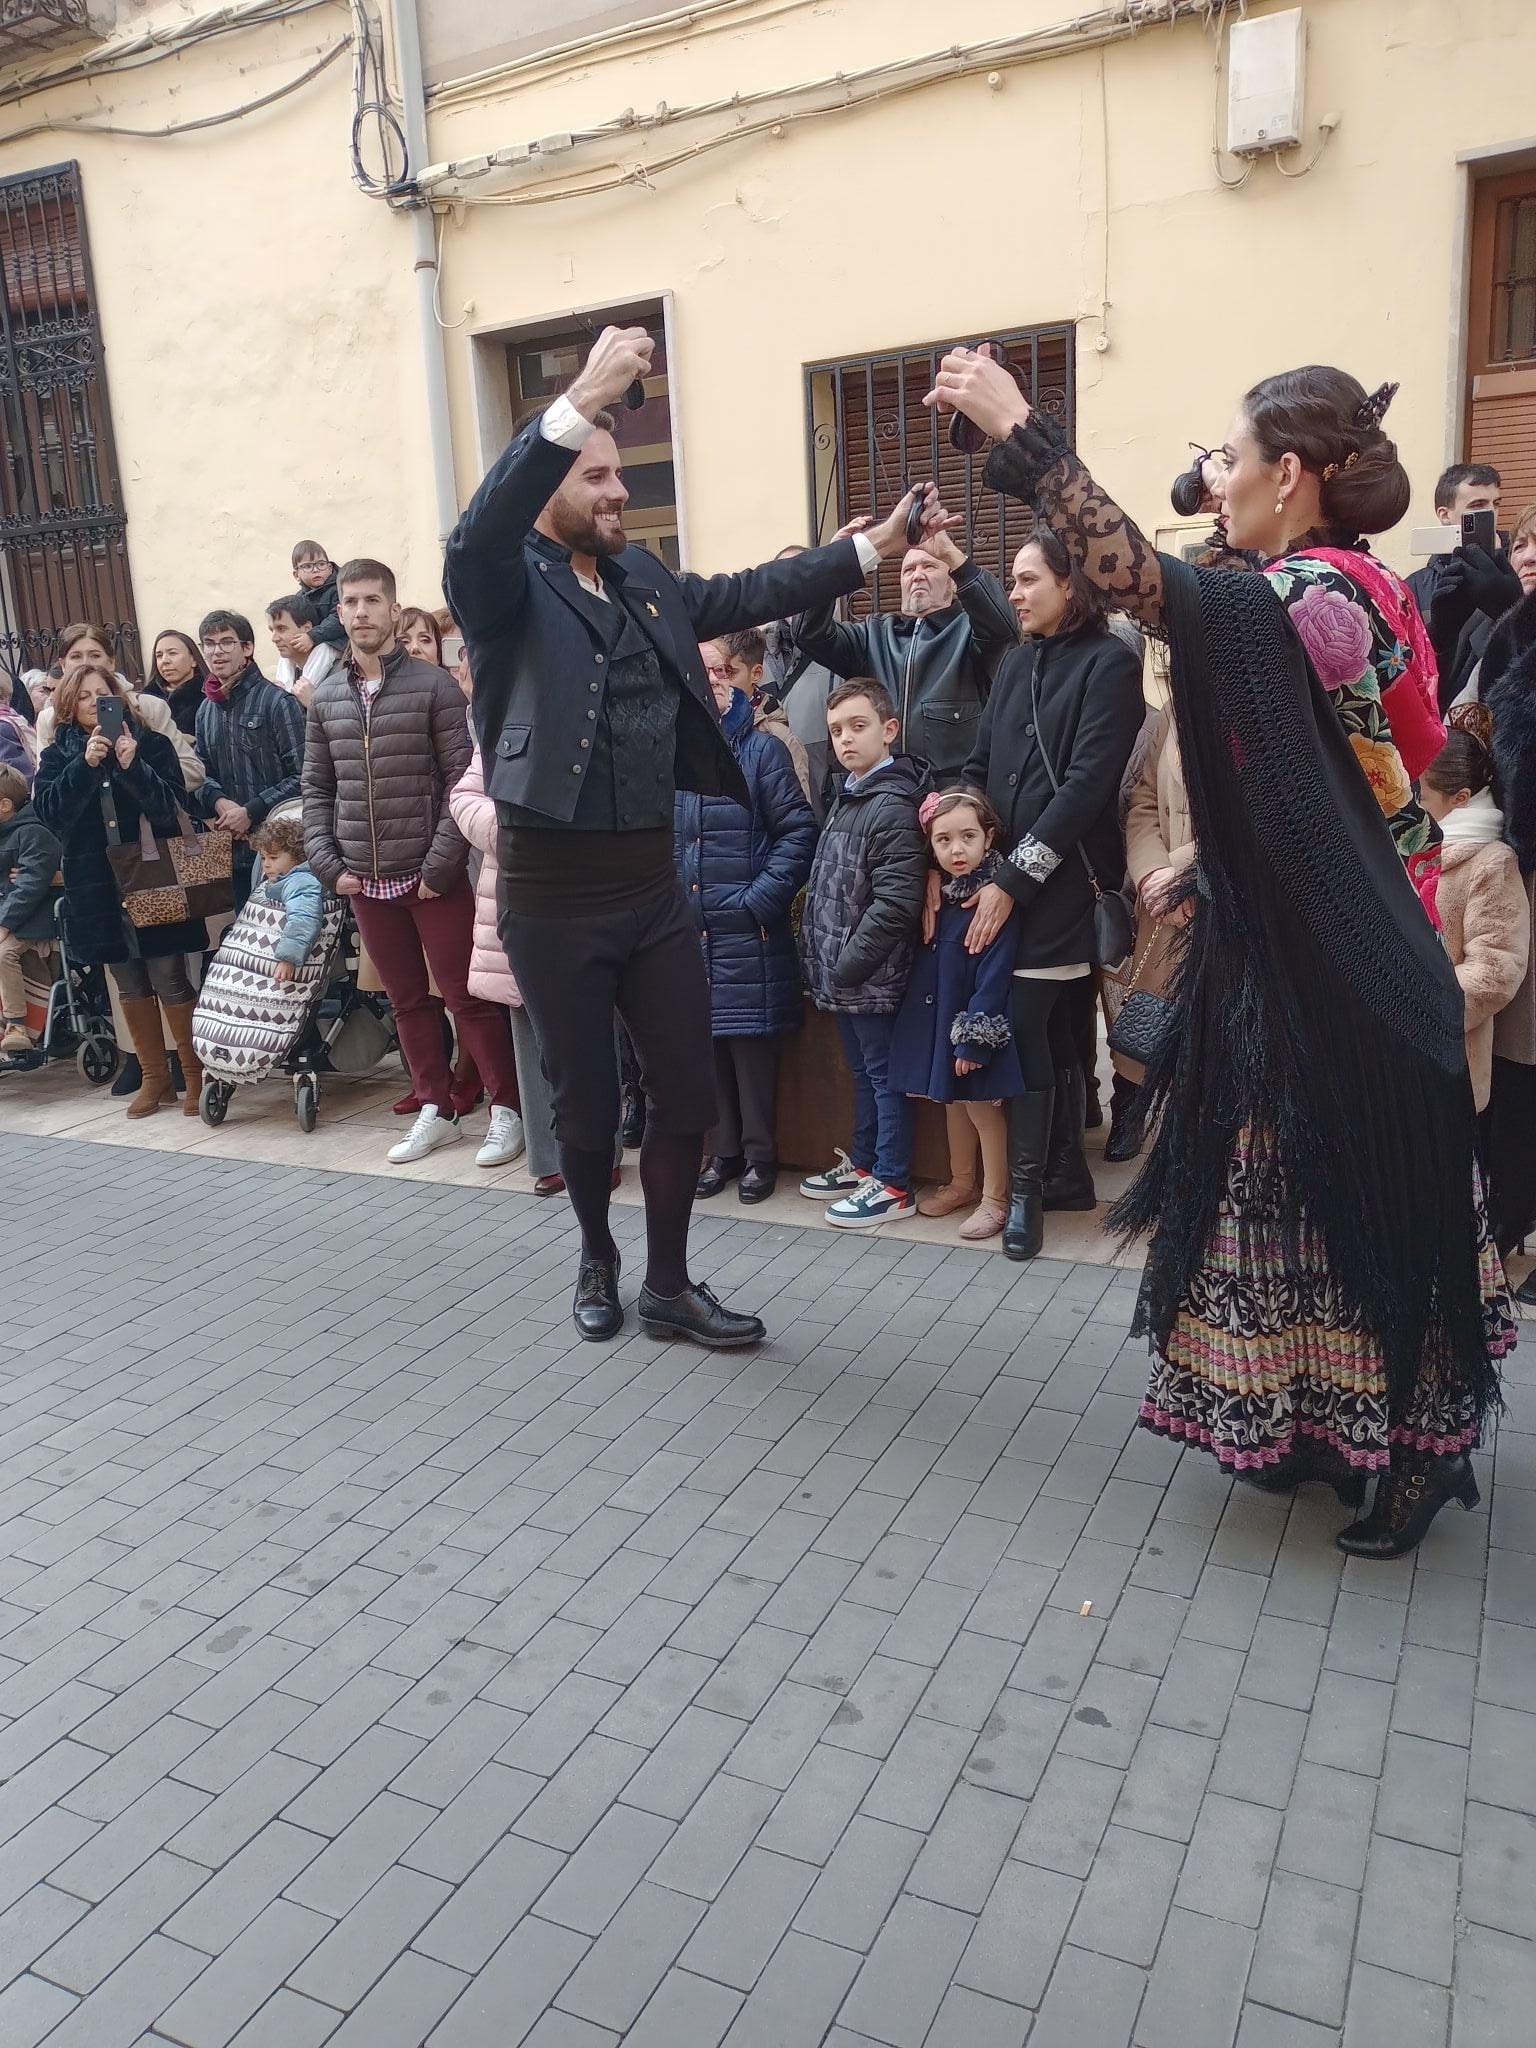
[1437,837,1530,1110]
[755,700,812,803]
[1124,711,1194,890]
[1113,713,1194,1084]
[37,685,206,795]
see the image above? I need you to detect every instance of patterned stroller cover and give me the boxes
[192,888,347,1084]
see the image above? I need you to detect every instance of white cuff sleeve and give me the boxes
[852,532,881,577]
[540,393,596,451]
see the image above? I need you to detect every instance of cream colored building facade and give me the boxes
[0,0,1533,674]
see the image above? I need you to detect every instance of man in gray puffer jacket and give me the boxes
[302,558,521,1167]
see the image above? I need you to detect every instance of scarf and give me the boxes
[940,851,1002,904]
[1438,789,1506,847]
[1293,546,1444,780]
[1112,557,1497,1430]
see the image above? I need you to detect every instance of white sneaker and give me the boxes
[477,1106,525,1167]
[387,1105,462,1164]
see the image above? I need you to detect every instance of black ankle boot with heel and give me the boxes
[1335,1453,1480,1559]
[1003,1090,1054,1262]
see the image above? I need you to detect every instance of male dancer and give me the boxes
[446,324,942,1344]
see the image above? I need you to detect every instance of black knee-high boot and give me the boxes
[1043,1066,1097,1212]
[1003,1089,1054,1262]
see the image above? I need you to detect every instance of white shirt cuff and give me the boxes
[540,393,595,451]
[852,532,881,576]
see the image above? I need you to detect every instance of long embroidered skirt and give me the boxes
[1140,1126,1516,1473]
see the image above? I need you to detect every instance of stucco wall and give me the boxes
[1,0,1534,650]
[0,5,438,651]
[425,0,1536,575]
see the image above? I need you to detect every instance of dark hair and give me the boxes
[291,539,330,568]
[53,664,133,731]
[199,609,255,648]
[1242,365,1411,538]
[1433,462,1500,512]
[1017,527,1111,633]
[1423,726,1496,802]
[267,591,318,629]
[250,813,307,861]
[828,677,895,723]
[151,630,208,687]
[927,787,1004,845]
[398,607,444,663]
[336,557,397,603]
[717,628,766,668]
[0,761,29,808]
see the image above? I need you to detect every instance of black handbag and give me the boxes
[1106,922,1181,1067]
[1029,656,1134,971]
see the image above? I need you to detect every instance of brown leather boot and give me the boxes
[162,1000,205,1116]
[119,996,175,1118]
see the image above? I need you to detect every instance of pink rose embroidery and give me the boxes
[1291,583,1372,692]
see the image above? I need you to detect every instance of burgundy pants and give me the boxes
[352,879,518,1113]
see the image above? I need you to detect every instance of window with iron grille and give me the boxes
[803,325,1074,618]
[0,160,137,683]
[1492,193,1536,366]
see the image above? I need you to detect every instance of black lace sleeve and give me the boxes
[984,414,1166,633]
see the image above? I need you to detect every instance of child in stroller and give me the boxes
[250,814,325,983]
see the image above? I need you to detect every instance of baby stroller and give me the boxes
[0,899,119,1085]
[193,886,350,1131]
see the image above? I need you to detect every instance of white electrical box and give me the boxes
[1227,7,1306,157]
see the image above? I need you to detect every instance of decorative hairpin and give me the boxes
[1353,381,1399,431]
[1447,702,1494,750]
[918,793,942,828]
[1322,450,1361,483]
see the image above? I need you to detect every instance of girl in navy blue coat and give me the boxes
[676,654,818,1204]
[889,789,1025,1238]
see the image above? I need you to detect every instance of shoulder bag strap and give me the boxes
[1028,647,1106,900]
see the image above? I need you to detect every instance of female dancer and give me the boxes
[927,352,1512,1558]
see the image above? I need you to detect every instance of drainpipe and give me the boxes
[388,0,459,546]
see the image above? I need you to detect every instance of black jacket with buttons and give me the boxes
[963,626,1145,969]
[796,563,1019,783]
[445,410,870,825]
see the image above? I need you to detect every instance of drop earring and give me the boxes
[1274,498,1285,517]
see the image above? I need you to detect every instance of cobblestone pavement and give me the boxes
[1,1133,1533,2048]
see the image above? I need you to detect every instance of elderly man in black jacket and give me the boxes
[446,324,939,1348]
[796,524,1018,782]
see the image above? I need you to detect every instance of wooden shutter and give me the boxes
[1467,171,1536,511]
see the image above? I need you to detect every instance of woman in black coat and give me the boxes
[958,530,1146,1259]
[33,667,208,1118]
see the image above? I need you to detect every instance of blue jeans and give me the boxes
[836,1012,914,1190]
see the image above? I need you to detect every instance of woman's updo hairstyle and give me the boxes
[1242,365,1411,539]
[1424,705,1498,804]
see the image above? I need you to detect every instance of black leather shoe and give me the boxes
[1336,1454,1480,1559]
[696,1154,745,1199]
[1236,1450,1367,1510]
[738,1162,777,1204]
[638,1282,764,1348]
[573,1255,623,1342]
[1103,1082,1146,1166]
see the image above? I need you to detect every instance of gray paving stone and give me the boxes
[725,1679,841,1790]
[224,1988,343,2048]
[906,1780,1024,1912]
[322,1949,469,2047]
[1151,1637,1247,1739]
[720,1929,860,2048]
[1373,1730,1468,1854]
[1114,1723,1217,1842]
[163,1821,325,1953]
[1068,1822,1183,1967]
[839,1895,975,2047]
[755,1741,881,1865]
[154,1896,333,2047]
[1175,1794,1283,1929]
[283,1791,435,1918]
[925,1983,1032,2047]
[625,1969,741,2047]
[0,1974,78,2048]
[1277,1762,1378,1890]
[1449,1922,1536,2048]
[1011,1752,1124,1878]
[645,1773,775,1902]
[1210,1696,1310,1810]
[1056,1663,1160,1769]
[33,1848,208,1995]
[1340,1961,1448,2048]
[956,1858,1081,2009]
[413,1833,567,1972]
[1247,1870,1356,2028]
[1030,1946,1146,2048]
[555,1881,706,2033]
[1134,1908,1254,2048]
[1355,1836,1458,1986]
[19,1932,207,2048]
[288,1864,452,2011]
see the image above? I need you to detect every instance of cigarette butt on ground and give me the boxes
[1080,1601,1093,1616]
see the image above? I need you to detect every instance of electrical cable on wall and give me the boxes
[0,37,350,143]
[347,0,409,200]
[0,0,336,110]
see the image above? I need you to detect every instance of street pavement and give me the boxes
[0,1131,1533,2047]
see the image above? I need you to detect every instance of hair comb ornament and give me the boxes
[1353,381,1399,432]
[1322,451,1361,483]
[1447,702,1495,751]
